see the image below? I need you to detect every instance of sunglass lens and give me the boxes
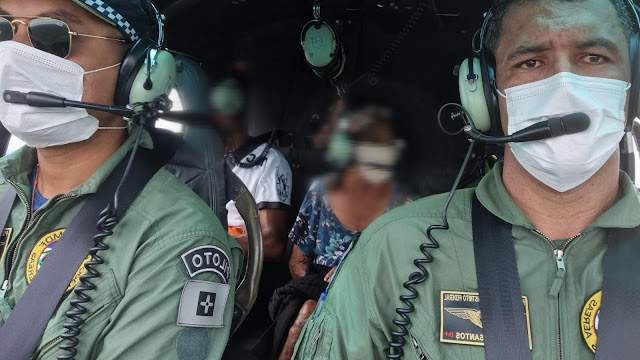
[0,18,13,42]
[29,18,70,58]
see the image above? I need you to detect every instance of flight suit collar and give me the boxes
[0,126,154,196]
[590,171,640,229]
[475,161,640,230]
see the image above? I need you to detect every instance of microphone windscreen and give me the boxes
[559,112,590,134]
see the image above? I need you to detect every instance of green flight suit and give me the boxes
[0,130,243,359]
[293,162,640,360]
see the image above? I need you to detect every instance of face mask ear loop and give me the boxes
[84,62,122,75]
[497,89,507,98]
[626,83,632,91]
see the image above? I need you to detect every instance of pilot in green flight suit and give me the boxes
[293,0,640,359]
[0,0,242,359]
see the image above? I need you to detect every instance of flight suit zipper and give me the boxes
[411,335,429,360]
[3,179,31,280]
[1,179,76,298]
[533,229,582,360]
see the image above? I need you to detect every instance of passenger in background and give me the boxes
[211,74,294,360]
[210,75,292,263]
[272,100,413,360]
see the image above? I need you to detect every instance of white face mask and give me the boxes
[354,141,402,184]
[498,72,629,192]
[0,42,125,148]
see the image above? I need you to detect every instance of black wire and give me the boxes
[227,126,279,169]
[437,103,471,136]
[387,141,476,359]
[57,117,148,360]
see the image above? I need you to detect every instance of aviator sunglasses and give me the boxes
[0,16,126,59]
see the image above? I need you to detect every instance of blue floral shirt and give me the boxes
[289,177,413,267]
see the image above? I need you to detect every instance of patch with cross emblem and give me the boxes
[177,280,230,328]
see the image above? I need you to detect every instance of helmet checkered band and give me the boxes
[71,0,140,42]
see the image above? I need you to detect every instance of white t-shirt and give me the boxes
[226,143,292,234]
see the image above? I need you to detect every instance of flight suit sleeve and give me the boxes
[292,233,390,360]
[93,233,243,360]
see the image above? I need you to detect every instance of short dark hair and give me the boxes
[483,0,636,54]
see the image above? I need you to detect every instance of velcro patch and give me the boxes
[440,290,532,349]
[181,246,231,283]
[177,280,230,328]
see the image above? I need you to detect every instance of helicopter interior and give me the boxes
[1,0,639,359]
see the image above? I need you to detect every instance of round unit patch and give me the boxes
[25,229,91,292]
[580,290,601,353]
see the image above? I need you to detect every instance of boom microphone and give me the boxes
[3,90,134,118]
[463,112,591,144]
[2,90,212,126]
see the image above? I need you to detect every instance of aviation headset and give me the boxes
[457,0,640,134]
[114,1,176,106]
[300,2,346,79]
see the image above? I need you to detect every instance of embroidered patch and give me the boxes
[25,229,91,292]
[177,280,230,328]
[0,227,12,260]
[440,290,532,349]
[580,290,601,353]
[276,166,290,202]
[181,246,231,283]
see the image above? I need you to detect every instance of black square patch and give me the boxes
[196,291,216,317]
[440,290,532,349]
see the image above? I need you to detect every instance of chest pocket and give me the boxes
[33,268,122,359]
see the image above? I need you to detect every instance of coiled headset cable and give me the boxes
[387,139,476,359]
[57,110,153,360]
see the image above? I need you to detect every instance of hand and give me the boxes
[324,267,337,282]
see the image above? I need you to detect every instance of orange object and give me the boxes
[228,225,246,237]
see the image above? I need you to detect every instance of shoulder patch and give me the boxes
[276,165,290,202]
[181,246,231,283]
[177,280,230,328]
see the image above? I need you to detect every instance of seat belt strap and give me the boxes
[0,148,162,360]
[0,186,16,229]
[472,194,532,360]
[0,186,16,256]
[595,226,640,360]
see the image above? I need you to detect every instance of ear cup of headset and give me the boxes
[458,57,492,132]
[480,50,501,135]
[115,38,177,106]
[129,48,176,104]
[301,20,346,79]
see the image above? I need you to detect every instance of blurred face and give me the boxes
[350,110,400,185]
[494,0,631,133]
[0,0,126,124]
